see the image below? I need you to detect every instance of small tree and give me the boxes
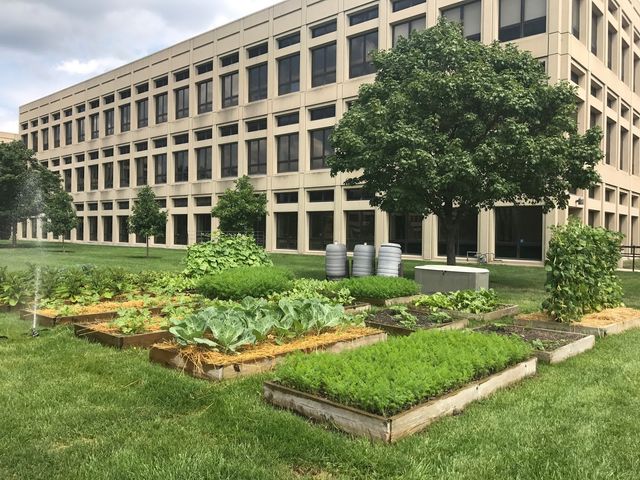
[329,20,602,265]
[211,176,267,234]
[129,186,167,257]
[43,189,77,253]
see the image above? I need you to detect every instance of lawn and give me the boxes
[2,241,640,479]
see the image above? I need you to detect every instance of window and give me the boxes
[137,99,148,128]
[607,27,616,71]
[173,214,188,245]
[76,218,84,241]
[220,124,238,136]
[119,89,131,100]
[103,162,113,189]
[310,128,334,169]
[247,138,267,174]
[135,141,148,152]
[309,211,333,250]
[499,0,546,41]
[278,32,300,48]
[103,94,114,105]
[76,167,85,192]
[77,118,85,142]
[276,191,298,203]
[30,132,38,152]
[310,105,336,120]
[120,104,131,132]
[88,217,98,241]
[276,212,298,249]
[222,72,239,107]
[349,31,378,78]
[437,211,477,257]
[195,214,212,243]
[196,147,212,180]
[89,151,99,160]
[173,198,188,208]
[63,169,71,192]
[64,121,73,145]
[572,0,581,38]
[247,118,267,132]
[248,42,268,58]
[195,129,213,141]
[221,52,239,67]
[392,16,426,46]
[442,1,481,41]
[154,76,168,88]
[155,93,168,123]
[89,165,99,190]
[309,189,334,202]
[135,157,147,186]
[154,154,167,184]
[311,20,337,38]
[195,196,212,207]
[175,87,189,119]
[495,206,543,260]
[174,151,189,182]
[153,137,167,148]
[197,60,213,74]
[248,63,268,102]
[346,188,373,201]
[346,211,375,250]
[220,143,238,178]
[278,54,300,95]
[53,125,60,147]
[117,201,129,210]
[174,69,189,82]
[277,133,299,173]
[392,0,426,12]
[119,160,130,187]
[104,110,114,136]
[349,6,378,26]
[312,43,337,87]
[42,128,49,151]
[136,82,149,94]
[276,112,299,126]
[592,8,602,56]
[197,80,213,113]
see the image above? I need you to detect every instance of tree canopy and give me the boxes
[43,189,77,252]
[211,176,267,234]
[0,140,60,246]
[129,186,168,257]
[329,19,602,264]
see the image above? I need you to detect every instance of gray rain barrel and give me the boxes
[377,243,402,277]
[352,243,375,277]
[325,242,348,279]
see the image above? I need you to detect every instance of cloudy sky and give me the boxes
[0,0,280,133]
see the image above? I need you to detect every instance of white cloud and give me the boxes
[55,57,126,76]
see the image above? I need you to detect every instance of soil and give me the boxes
[368,308,452,331]
[153,325,382,367]
[476,324,582,351]
[517,307,640,327]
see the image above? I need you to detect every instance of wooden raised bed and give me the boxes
[344,302,371,314]
[149,328,387,382]
[475,325,595,364]
[446,304,519,321]
[22,306,163,327]
[359,294,422,307]
[264,358,537,443]
[73,323,172,349]
[365,308,468,336]
[514,308,640,337]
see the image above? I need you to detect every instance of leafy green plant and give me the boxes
[0,270,32,306]
[197,267,293,301]
[542,220,623,323]
[339,277,420,300]
[430,311,452,324]
[415,289,499,314]
[111,308,155,335]
[389,305,418,329]
[274,329,532,416]
[271,279,354,306]
[183,233,272,278]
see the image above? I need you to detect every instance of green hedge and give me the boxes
[196,267,293,300]
[339,276,419,300]
[274,329,532,416]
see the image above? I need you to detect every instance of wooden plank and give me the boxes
[360,295,423,307]
[365,318,468,336]
[447,305,519,321]
[74,323,173,349]
[513,317,640,337]
[149,332,388,381]
[534,334,596,364]
[344,303,371,314]
[264,358,537,443]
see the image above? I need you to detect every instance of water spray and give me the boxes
[30,259,41,338]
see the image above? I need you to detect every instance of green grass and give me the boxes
[2,241,640,478]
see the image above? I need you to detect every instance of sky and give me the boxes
[0,0,281,133]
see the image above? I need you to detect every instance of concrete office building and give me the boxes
[0,132,19,144]
[16,0,640,263]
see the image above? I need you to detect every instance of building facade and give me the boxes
[0,132,19,144]
[17,0,640,263]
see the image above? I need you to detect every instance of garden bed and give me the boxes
[475,324,595,364]
[343,302,371,313]
[265,330,535,442]
[445,304,519,321]
[149,326,386,381]
[73,321,172,349]
[365,308,468,336]
[514,308,640,337]
[359,295,423,307]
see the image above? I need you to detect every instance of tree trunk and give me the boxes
[11,221,17,248]
[62,236,65,253]
[146,237,149,258]
[439,214,459,266]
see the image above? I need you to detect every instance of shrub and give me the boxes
[339,276,419,300]
[197,267,293,300]
[542,220,623,323]
[183,233,272,278]
[274,329,532,416]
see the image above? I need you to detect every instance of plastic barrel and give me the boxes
[352,243,375,277]
[377,243,402,277]
[325,243,348,279]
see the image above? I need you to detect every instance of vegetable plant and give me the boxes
[415,289,499,314]
[111,308,156,335]
[197,267,293,301]
[339,277,420,300]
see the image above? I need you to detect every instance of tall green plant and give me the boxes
[43,189,77,252]
[542,220,623,323]
[129,186,168,257]
[211,176,267,234]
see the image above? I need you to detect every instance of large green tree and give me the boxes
[0,140,59,247]
[129,186,168,257]
[211,176,267,234]
[43,189,77,253]
[329,20,602,265]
